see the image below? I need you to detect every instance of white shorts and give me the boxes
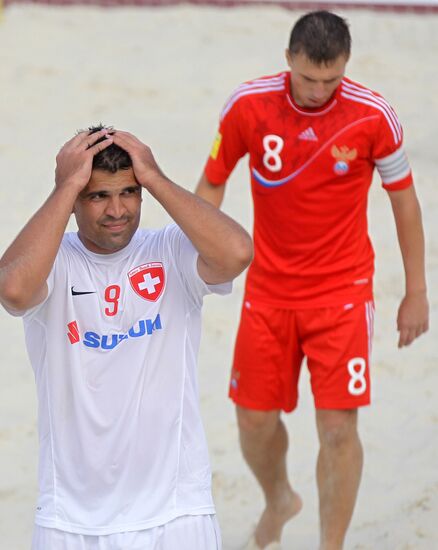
[31,514,222,550]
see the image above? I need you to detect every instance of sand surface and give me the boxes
[0,4,437,549]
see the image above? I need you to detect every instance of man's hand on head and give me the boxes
[111,131,166,191]
[55,128,113,193]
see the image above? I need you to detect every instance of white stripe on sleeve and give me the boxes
[375,147,411,185]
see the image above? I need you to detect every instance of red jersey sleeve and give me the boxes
[372,98,413,191]
[204,95,248,186]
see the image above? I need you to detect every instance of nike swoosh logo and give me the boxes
[71,286,96,296]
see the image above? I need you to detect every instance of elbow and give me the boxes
[240,233,254,269]
[198,230,253,285]
[229,233,254,277]
[0,285,23,311]
[0,277,33,311]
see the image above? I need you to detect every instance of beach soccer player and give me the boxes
[0,126,253,550]
[196,10,428,550]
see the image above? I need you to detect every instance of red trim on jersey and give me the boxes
[383,173,413,191]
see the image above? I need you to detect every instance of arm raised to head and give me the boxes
[0,128,113,312]
[112,131,253,284]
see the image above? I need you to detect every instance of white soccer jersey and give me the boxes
[20,225,231,535]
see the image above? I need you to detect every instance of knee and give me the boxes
[236,406,280,438]
[317,409,359,450]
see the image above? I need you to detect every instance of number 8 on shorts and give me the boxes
[347,357,367,396]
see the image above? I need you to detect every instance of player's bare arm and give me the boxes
[112,131,253,284]
[0,129,113,311]
[195,172,226,208]
[388,185,429,347]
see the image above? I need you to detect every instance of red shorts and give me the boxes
[229,300,374,412]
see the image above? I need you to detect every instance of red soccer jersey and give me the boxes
[204,72,413,308]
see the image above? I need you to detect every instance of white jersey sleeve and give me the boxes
[163,224,232,308]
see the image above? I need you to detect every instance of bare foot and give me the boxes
[254,488,302,548]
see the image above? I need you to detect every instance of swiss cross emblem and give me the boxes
[128,262,165,302]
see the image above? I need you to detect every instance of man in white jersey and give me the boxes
[0,126,253,550]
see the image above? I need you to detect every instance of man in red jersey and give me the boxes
[196,10,429,550]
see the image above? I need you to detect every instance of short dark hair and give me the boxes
[288,11,351,64]
[85,124,132,173]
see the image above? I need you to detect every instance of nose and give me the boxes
[312,82,326,100]
[105,196,126,219]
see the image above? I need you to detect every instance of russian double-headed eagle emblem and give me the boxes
[331,145,358,175]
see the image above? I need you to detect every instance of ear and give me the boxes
[285,49,293,68]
